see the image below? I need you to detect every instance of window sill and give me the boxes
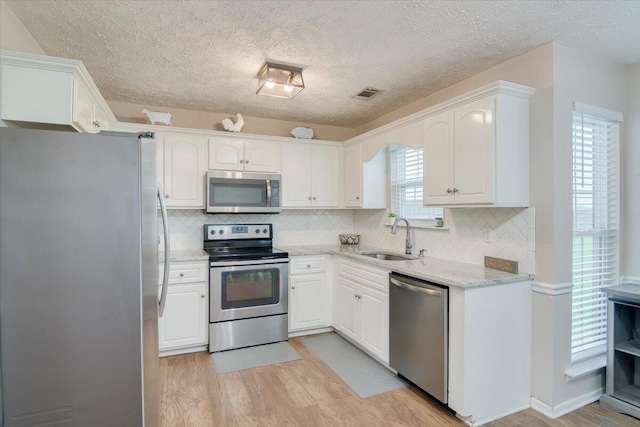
[384,223,449,231]
[565,354,607,381]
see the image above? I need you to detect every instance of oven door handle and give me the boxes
[158,183,170,317]
[210,258,289,267]
[266,179,272,207]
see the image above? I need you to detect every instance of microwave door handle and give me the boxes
[266,179,272,207]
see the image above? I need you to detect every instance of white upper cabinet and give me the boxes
[160,133,207,208]
[423,85,533,207]
[423,111,455,205]
[282,143,341,208]
[0,51,115,133]
[208,136,281,173]
[343,142,387,209]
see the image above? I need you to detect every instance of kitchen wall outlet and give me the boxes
[369,222,374,231]
[483,226,496,243]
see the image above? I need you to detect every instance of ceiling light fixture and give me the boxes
[256,62,304,99]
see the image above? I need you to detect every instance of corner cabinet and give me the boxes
[281,143,341,208]
[343,142,387,209]
[0,50,115,133]
[158,261,209,356]
[157,133,207,208]
[208,136,281,173]
[423,83,534,207]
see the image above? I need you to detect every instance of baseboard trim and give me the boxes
[288,326,334,338]
[621,276,640,285]
[464,404,531,426]
[532,281,572,296]
[531,388,603,419]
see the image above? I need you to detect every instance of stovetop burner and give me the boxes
[203,223,288,262]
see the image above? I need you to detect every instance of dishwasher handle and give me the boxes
[390,277,442,296]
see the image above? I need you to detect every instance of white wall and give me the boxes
[0,1,45,55]
[623,64,640,279]
[530,43,626,411]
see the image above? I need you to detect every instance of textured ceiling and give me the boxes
[6,0,640,127]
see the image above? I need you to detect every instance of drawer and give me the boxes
[290,256,327,275]
[159,261,207,285]
[338,259,389,293]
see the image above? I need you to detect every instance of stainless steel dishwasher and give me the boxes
[389,273,448,404]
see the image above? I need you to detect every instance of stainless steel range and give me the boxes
[205,223,289,352]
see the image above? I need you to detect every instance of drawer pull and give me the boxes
[201,294,206,298]
[307,264,311,268]
[179,273,185,277]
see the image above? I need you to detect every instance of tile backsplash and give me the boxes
[162,207,535,274]
[161,209,355,249]
[354,207,535,274]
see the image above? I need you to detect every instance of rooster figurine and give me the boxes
[222,113,245,133]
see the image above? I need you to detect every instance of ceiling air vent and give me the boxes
[353,87,381,100]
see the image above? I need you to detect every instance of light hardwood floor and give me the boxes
[159,334,639,426]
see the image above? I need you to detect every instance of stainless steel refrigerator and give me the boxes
[0,128,170,427]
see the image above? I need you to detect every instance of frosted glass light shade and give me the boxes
[256,62,304,99]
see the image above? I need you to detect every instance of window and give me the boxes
[571,104,621,361]
[389,146,443,221]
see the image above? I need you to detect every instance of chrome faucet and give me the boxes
[391,217,412,255]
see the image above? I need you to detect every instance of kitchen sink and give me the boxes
[357,252,416,261]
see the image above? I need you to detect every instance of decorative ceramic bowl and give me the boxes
[339,234,360,245]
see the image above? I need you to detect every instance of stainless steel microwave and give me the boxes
[206,171,281,214]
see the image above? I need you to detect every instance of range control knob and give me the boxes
[210,230,215,235]
[255,229,260,234]
[219,230,224,235]
[263,229,268,234]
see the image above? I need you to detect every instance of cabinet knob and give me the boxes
[292,285,296,290]
[356,196,360,200]
[240,159,245,164]
[307,264,311,268]
[179,273,184,277]
[245,159,250,164]
[453,188,459,193]
[308,196,312,200]
[313,197,316,200]
[447,188,453,194]
[201,294,206,298]
[92,120,101,128]
[165,194,170,198]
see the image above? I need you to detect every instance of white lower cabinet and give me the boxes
[158,261,208,356]
[288,255,331,333]
[335,259,389,363]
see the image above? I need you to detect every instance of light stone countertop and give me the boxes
[277,244,534,289]
[159,249,209,263]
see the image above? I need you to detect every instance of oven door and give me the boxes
[206,171,281,213]
[210,258,288,322]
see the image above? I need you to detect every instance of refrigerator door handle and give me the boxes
[158,183,170,317]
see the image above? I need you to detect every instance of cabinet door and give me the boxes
[281,143,312,207]
[454,97,495,204]
[311,145,340,207]
[74,80,95,133]
[360,285,389,363]
[289,274,327,331]
[337,278,359,341]
[208,138,244,171]
[344,143,362,207]
[244,141,281,173]
[423,111,455,205]
[158,283,208,350]
[93,106,110,132]
[164,134,206,207]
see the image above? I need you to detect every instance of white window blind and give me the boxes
[390,147,443,220]
[571,109,620,360]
